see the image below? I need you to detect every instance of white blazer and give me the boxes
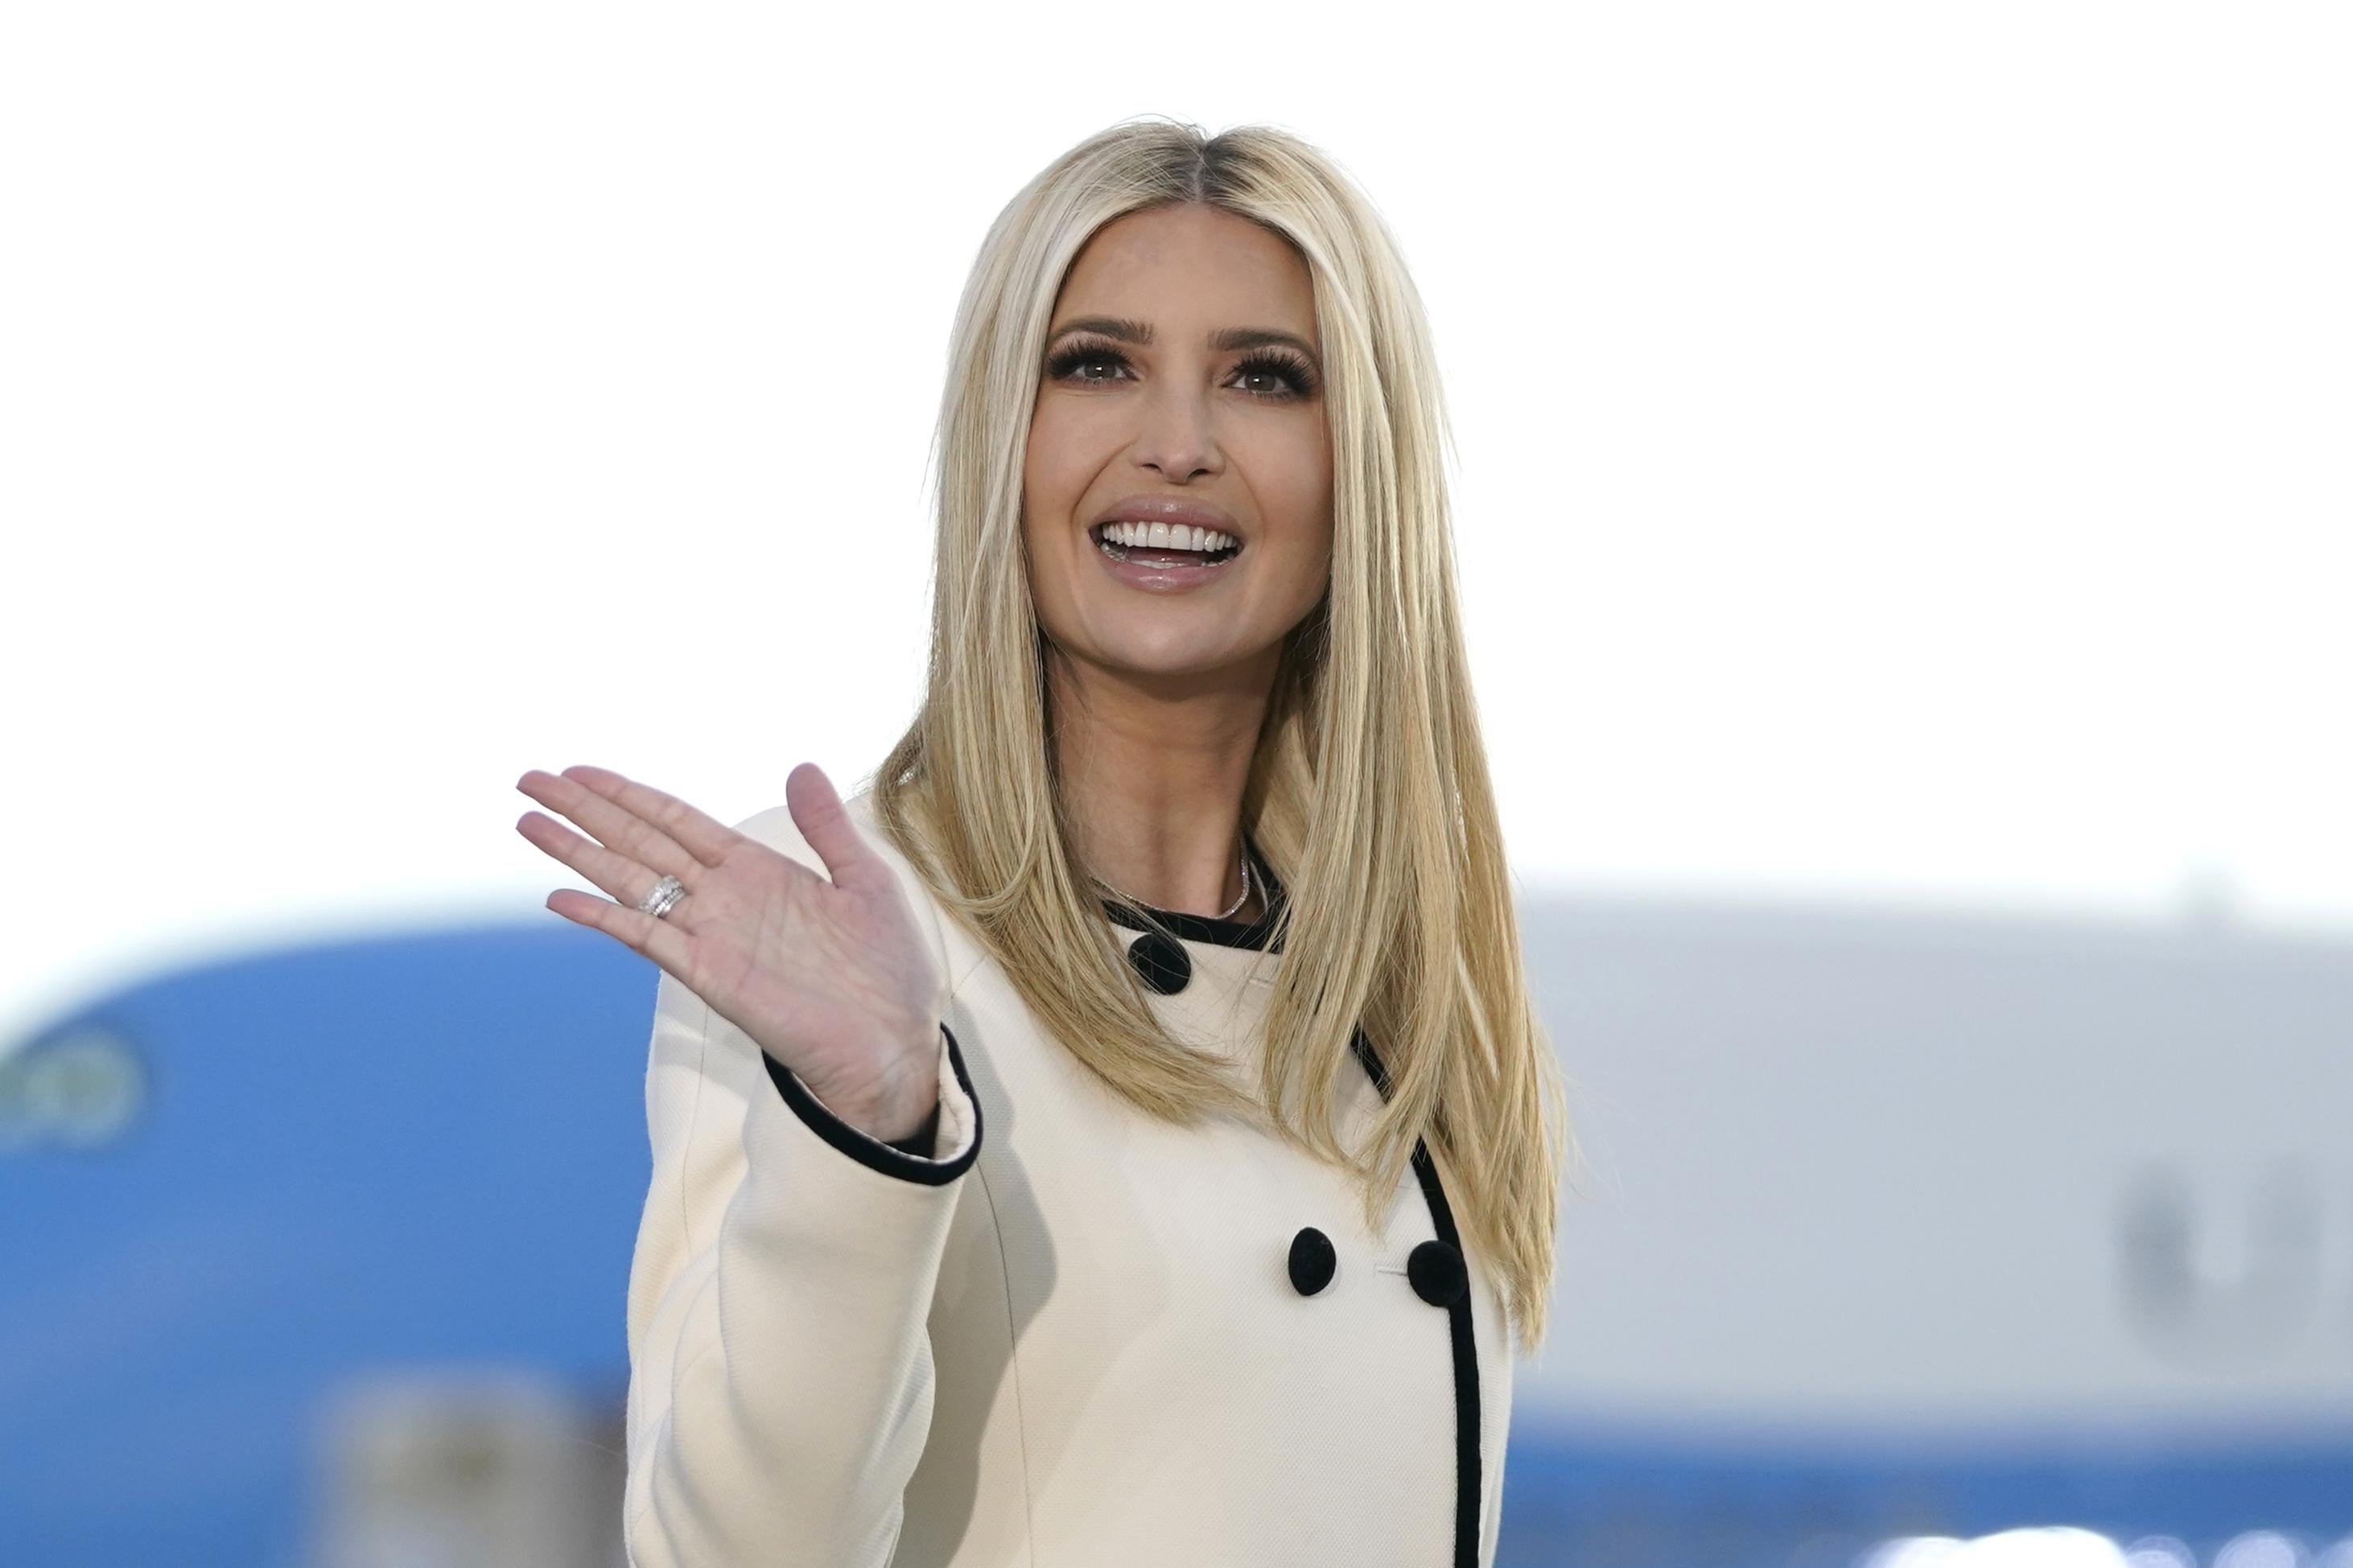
[622,784,1516,1566]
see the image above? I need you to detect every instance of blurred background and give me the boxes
[3,2,2347,1565]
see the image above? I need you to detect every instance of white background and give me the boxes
[3,1,2347,1047]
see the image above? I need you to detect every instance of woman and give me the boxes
[514,117,1576,1568]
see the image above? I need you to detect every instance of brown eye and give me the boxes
[1232,350,1319,400]
[1045,343,1131,385]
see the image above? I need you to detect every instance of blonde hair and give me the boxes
[866,115,1581,1356]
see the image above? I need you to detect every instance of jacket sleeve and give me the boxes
[620,806,983,1566]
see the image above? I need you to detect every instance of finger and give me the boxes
[517,810,697,920]
[784,760,887,894]
[556,764,738,868]
[516,768,700,879]
[544,887,695,977]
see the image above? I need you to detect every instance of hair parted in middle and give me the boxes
[866,115,1580,1356]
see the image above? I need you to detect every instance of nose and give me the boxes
[1130,376,1221,483]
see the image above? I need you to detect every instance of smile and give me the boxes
[1089,521,1243,591]
[1090,520,1242,565]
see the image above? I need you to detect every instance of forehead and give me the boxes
[1054,204,1318,344]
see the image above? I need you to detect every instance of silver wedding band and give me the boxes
[636,874,688,920]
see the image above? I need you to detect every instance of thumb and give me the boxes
[784,761,885,893]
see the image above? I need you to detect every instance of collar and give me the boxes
[1098,838,1288,952]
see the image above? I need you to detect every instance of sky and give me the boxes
[2,0,2347,1047]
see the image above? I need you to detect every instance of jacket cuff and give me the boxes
[760,1021,981,1184]
[882,1101,940,1157]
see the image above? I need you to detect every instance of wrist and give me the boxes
[826,1077,938,1144]
[807,1029,941,1143]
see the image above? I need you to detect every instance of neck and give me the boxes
[1049,644,1276,920]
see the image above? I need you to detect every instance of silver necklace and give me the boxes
[1091,830,1254,921]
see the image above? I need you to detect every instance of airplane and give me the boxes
[4,894,2348,1566]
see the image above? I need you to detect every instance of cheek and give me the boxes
[1020,412,1095,625]
[1024,400,1098,496]
[1022,414,1075,556]
[1253,431,1335,557]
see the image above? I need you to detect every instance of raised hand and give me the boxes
[513,760,944,1141]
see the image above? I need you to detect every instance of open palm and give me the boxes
[513,759,943,1122]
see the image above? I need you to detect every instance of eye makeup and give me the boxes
[1043,335,1321,401]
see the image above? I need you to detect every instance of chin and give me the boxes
[1098,635,1226,676]
[1090,628,1276,687]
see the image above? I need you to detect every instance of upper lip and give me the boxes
[1088,495,1243,541]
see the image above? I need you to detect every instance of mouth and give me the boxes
[1088,520,1245,568]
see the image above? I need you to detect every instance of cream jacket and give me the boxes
[622,785,1514,1566]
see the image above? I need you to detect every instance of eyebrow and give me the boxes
[1046,315,1322,366]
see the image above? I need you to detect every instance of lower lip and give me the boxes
[1090,531,1242,593]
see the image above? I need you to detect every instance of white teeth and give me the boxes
[1095,521,1238,554]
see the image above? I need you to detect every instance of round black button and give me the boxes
[1288,1225,1337,1296]
[1407,1240,1466,1307]
[1125,931,1192,994]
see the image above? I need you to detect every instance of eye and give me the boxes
[1045,341,1134,386]
[1231,349,1320,400]
[1044,338,1322,401]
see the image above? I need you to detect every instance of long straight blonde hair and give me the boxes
[867,117,1580,1355]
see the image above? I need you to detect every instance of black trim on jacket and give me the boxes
[762,1020,982,1185]
[1104,844,1482,1568]
[1350,1027,1483,1568]
[884,1101,942,1158]
[1098,839,1286,950]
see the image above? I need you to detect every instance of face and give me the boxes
[1024,202,1333,699]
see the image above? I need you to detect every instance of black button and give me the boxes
[1288,1226,1337,1295]
[1126,931,1192,994]
[1407,1239,1466,1307]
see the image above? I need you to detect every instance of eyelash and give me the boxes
[1043,339,1321,400]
